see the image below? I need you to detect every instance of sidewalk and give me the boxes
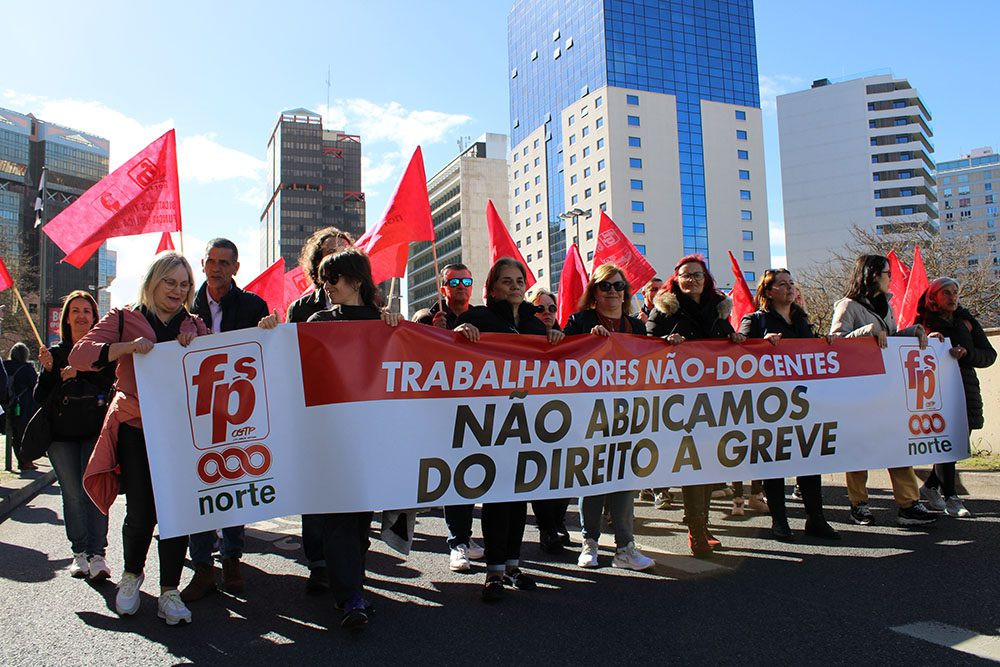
[0,458,56,522]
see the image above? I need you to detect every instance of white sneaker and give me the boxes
[69,553,89,578]
[920,484,946,511]
[944,496,972,518]
[449,545,472,572]
[466,539,485,560]
[578,538,599,568]
[88,555,111,581]
[732,497,745,516]
[157,589,192,626]
[748,492,769,513]
[115,571,144,616]
[612,541,655,571]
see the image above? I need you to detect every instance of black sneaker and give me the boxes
[804,516,841,540]
[306,566,330,593]
[898,501,937,526]
[850,502,874,526]
[503,568,537,591]
[340,594,370,629]
[481,575,504,602]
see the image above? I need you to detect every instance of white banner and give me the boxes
[134,322,969,538]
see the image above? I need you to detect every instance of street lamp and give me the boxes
[559,207,592,246]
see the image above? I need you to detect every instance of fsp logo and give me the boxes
[899,347,942,412]
[183,342,270,449]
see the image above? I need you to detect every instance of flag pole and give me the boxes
[430,234,443,314]
[179,228,185,256]
[11,286,43,348]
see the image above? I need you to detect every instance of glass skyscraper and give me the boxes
[508,0,766,286]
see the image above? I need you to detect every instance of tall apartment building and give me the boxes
[777,75,937,274]
[0,106,115,341]
[260,108,365,269]
[507,0,769,288]
[936,146,1000,275]
[407,134,510,316]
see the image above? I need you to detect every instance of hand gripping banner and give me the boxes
[134,322,969,538]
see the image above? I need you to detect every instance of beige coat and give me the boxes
[829,296,921,338]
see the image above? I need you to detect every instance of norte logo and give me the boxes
[183,342,270,450]
[197,444,272,484]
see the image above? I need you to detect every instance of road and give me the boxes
[1,481,998,665]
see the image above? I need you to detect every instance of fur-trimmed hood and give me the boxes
[653,289,732,320]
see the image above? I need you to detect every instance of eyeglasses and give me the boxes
[324,274,342,285]
[597,280,627,293]
[677,272,705,281]
[161,278,191,292]
[540,304,557,313]
[445,277,473,288]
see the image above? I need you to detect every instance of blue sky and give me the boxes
[2,0,997,303]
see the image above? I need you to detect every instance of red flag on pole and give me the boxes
[283,266,313,317]
[42,130,182,268]
[898,245,928,329]
[0,256,13,292]
[486,199,535,288]
[244,259,285,320]
[727,251,755,330]
[156,232,175,253]
[557,243,589,328]
[887,249,910,325]
[591,211,656,290]
[355,146,434,284]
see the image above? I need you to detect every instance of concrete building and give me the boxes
[407,133,510,317]
[936,146,1000,275]
[0,106,115,342]
[777,75,937,275]
[260,108,365,270]
[507,0,769,288]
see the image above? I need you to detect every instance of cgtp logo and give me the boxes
[900,347,941,412]
[197,444,271,484]
[183,342,270,450]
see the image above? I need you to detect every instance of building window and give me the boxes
[743,251,755,262]
[740,210,752,220]
[630,158,642,168]
[632,201,645,212]
[516,222,521,231]
[582,126,590,138]
[627,115,640,126]
[744,271,755,281]
[583,146,590,158]
[595,96,603,108]
[958,185,970,195]
[526,253,532,262]
[960,198,971,207]
[631,179,643,190]
[986,182,993,191]
[597,159,605,171]
[633,222,645,234]
[987,195,995,204]
[596,117,604,129]
[739,169,750,180]
[516,241,521,248]
[599,202,607,211]
[738,150,749,160]
[626,94,639,105]
[584,167,591,178]
[598,180,606,192]
[535,175,540,185]
[735,110,746,120]
[586,230,594,240]
[571,194,578,205]
[535,194,540,203]
[514,187,520,196]
[513,153,518,162]
[536,212,541,221]
[736,130,748,140]
[587,251,594,262]
[538,268,544,277]
[569,154,577,165]
[742,230,753,241]
[628,136,641,148]
[740,190,751,200]
[538,249,544,258]
[597,138,605,149]
[515,204,521,213]
[570,175,577,185]
[536,231,542,240]
[569,134,576,145]
[632,244,645,255]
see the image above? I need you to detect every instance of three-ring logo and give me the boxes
[908,413,946,435]
[197,444,271,484]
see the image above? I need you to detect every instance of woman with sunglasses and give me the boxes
[646,254,746,558]
[454,257,564,601]
[738,269,839,541]
[565,264,655,571]
[527,286,559,333]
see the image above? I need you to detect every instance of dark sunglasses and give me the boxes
[324,273,341,285]
[540,304,557,313]
[597,280,627,293]
[445,277,474,287]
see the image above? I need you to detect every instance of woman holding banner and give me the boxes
[738,269,839,541]
[36,291,116,580]
[70,252,208,626]
[829,254,937,527]
[646,254,746,558]
[455,257,564,601]
[915,277,996,518]
[565,264,655,571]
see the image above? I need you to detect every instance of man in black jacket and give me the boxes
[182,238,268,602]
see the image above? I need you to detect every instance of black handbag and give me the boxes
[49,377,111,439]
[20,403,53,462]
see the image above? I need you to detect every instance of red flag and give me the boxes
[887,249,910,325]
[156,232,175,253]
[486,199,535,288]
[43,130,182,268]
[898,245,928,329]
[591,211,655,290]
[244,259,285,320]
[557,243,589,328]
[355,146,434,283]
[283,266,313,316]
[0,256,13,292]
[727,251,755,330]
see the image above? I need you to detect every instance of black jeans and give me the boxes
[681,484,713,526]
[925,463,957,497]
[733,480,763,497]
[481,501,527,569]
[117,424,188,587]
[302,514,326,569]
[320,511,373,605]
[764,475,824,524]
[531,498,570,538]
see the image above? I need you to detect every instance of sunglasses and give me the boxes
[597,280,627,292]
[445,277,474,288]
[539,304,557,313]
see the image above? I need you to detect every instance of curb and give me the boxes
[0,470,56,522]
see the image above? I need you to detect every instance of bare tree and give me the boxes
[0,238,42,358]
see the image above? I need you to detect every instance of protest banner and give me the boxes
[134,323,969,538]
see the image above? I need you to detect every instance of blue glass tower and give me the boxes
[508,0,760,283]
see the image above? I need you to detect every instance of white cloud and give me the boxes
[769,219,787,267]
[758,74,806,113]
[177,134,265,184]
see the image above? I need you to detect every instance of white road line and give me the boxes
[891,622,1000,663]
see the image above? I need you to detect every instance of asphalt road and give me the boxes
[1,481,998,665]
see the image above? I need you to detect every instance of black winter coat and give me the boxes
[457,299,547,336]
[738,306,816,340]
[34,339,117,440]
[564,309,645,336]
[416,301,460,329]
[3,359,37,426]
[918,307,996,430]
[287,289,328,324]
[646,289,735,340]
[193,281,269,332]
[307,304,382,323]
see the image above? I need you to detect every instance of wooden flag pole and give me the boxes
[11,286,43,348]
[430,235,443,314]
[178,228,185,256]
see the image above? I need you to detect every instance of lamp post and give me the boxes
[558,207,592,248]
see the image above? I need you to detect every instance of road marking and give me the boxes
[891,622,1000,662]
